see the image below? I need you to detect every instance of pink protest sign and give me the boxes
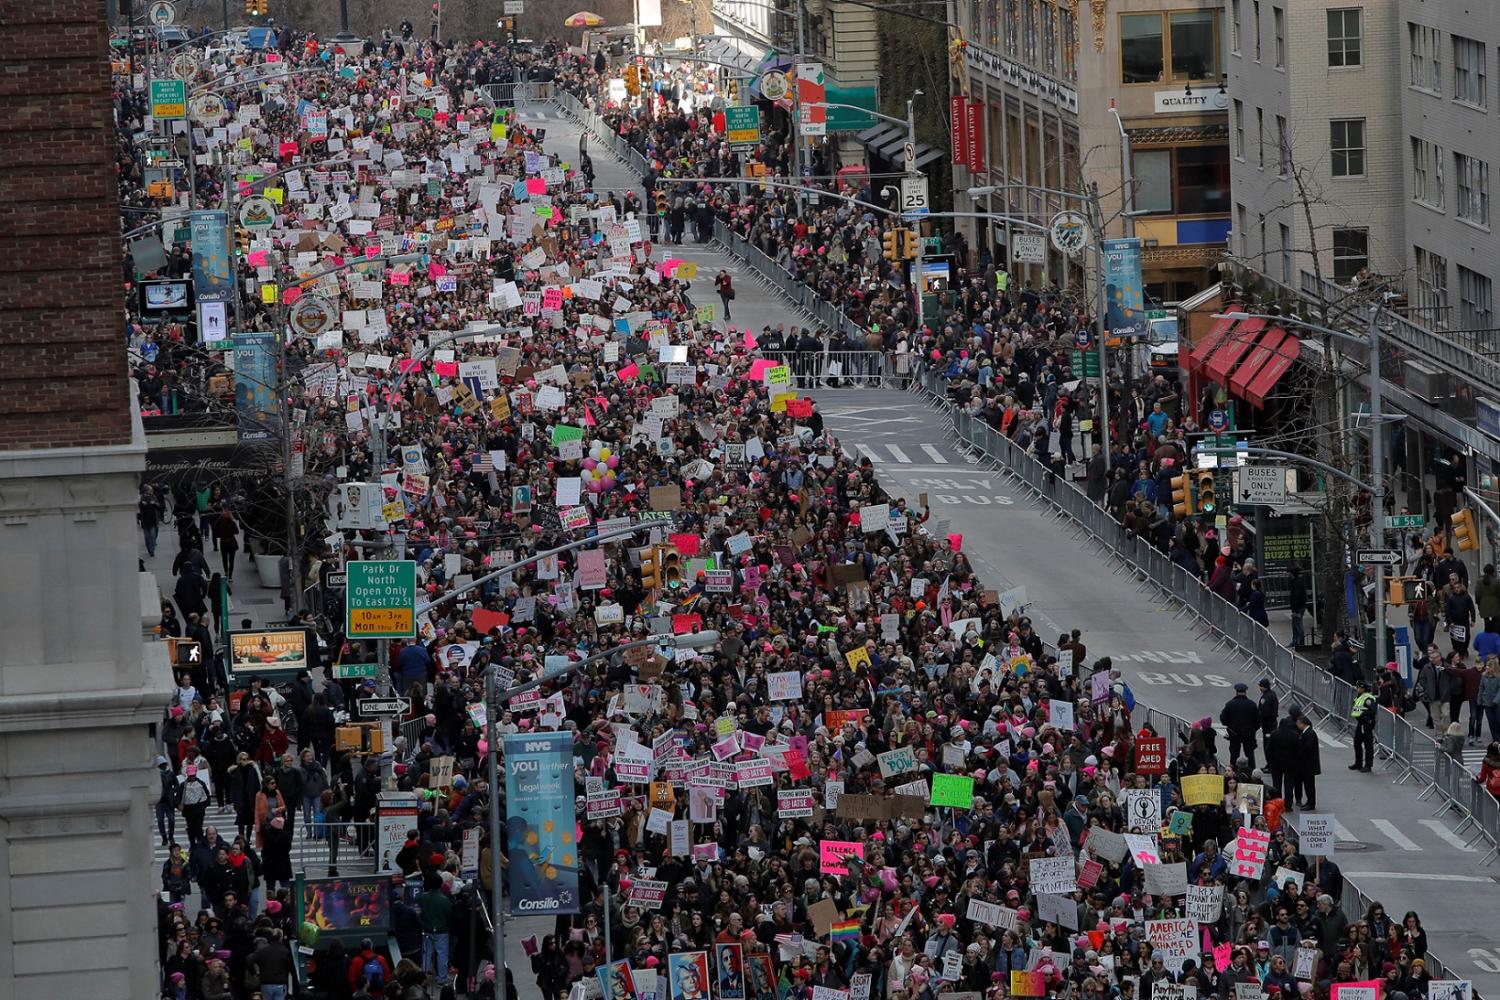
[281,286,303,305]
[247,251,268,267]
[389,270,411,286]
[525,177,546,195]
[819,840,865,875]
[433,362,458,377]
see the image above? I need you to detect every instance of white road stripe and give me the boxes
[1314,728,1347,749]
[886,445,912,463]
[1333,819,1360,842]
[920,444,949,464]
[1340,871,1491,883]
[855,444,882,463]
[1418,818,1476,851]
[1370,818,1422,851]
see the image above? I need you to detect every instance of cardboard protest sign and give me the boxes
[1181,773,1224,806]
[1027,856,1076,895]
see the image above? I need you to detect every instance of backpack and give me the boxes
[362,958,386,990]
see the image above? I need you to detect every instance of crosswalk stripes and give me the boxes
[849,443,957,465]
[1371,818,1423,851]
[920,444,949,464]
[1418,818,1477,851]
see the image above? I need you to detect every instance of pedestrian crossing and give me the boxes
[848,442,972,466]
[1281,812,1485,857]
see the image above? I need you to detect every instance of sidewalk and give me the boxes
[143,509,286,638]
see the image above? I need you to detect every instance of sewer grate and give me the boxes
[1334,840,1371,852]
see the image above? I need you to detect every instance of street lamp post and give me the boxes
[483,630,721,999]
[1221,309,1390,668]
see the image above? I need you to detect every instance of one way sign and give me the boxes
[1236,466,1287,506]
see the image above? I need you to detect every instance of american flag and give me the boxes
[472,454,494,473]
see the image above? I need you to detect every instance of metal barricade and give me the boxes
[294,820,379,877]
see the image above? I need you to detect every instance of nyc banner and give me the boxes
[190,210,235,302]
[504,731,580,915]
[1103,237,1146,339]
[232,332,278,443]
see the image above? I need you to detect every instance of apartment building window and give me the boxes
[1459,265,1494,332]
[1332,228,1369,281]
[1280,223,1292,283]
[1060,8,1078,81]
[1276,115,1289,177]
[1257,107,1265,168]
[1456,152,1490,225]
[1408,23,1442,92]
[1023,0,1037,63]
[1453,35,1487,107]
[1415,247,1449,326]
[1327,9,1362,67]
[1411,136,1446,208]
[1254,1,1262,61]
[1330,119,1365,177]
[1237,203,1249,257]
[1274,7,1285,68]
[1233,99,1245,159]
[1004,0,1018,55]
[1231,0,1242,53]
[1041,2,1057,74]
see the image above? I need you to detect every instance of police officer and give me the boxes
[1220,682,1260,769]
[1350,678,1378,772]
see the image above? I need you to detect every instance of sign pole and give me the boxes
[907,96,925,328]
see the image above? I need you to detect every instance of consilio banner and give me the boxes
[504,731,580,915]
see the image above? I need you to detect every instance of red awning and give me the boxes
[1229,325,1288,399]
[1241,328,1302,407]
[1203,317,1268,383]
[1187,314,1239,373]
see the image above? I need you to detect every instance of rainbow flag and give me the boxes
[830,918,861,942]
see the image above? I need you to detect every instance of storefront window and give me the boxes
[1177,145,1230,214]
[1132,149,1173,213]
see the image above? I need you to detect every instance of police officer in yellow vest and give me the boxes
[1350,678,1378,772]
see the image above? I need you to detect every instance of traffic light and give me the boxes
[1170,472,1194,518]
[902,228,920,260]
[1195,470,1218,514]
[640,546,661,590]
[1452,507,1478,551]
[882,229,900,262]
[661,548,683,589]
[624,65,640,95]
[654,188,668,216]
[727,79,741,104]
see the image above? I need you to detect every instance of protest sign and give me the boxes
[1027,856,1076,895]
[819,840,864,875]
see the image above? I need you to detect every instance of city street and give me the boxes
[552,95,1500,993]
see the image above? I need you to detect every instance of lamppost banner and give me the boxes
[504,731,580,915]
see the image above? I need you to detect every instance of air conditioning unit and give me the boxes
[1403,359,1451,404]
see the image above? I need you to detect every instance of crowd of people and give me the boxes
[119,25,1469,1000]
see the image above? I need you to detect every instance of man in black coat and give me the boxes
[1293,712,1321,809]
[1264,709,1302,804]
[1220,682,1261,769]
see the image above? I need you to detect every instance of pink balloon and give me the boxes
[605,454,619,469]
[587,478,604,493]
[477,740,489,755]
[583,458,598,470]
